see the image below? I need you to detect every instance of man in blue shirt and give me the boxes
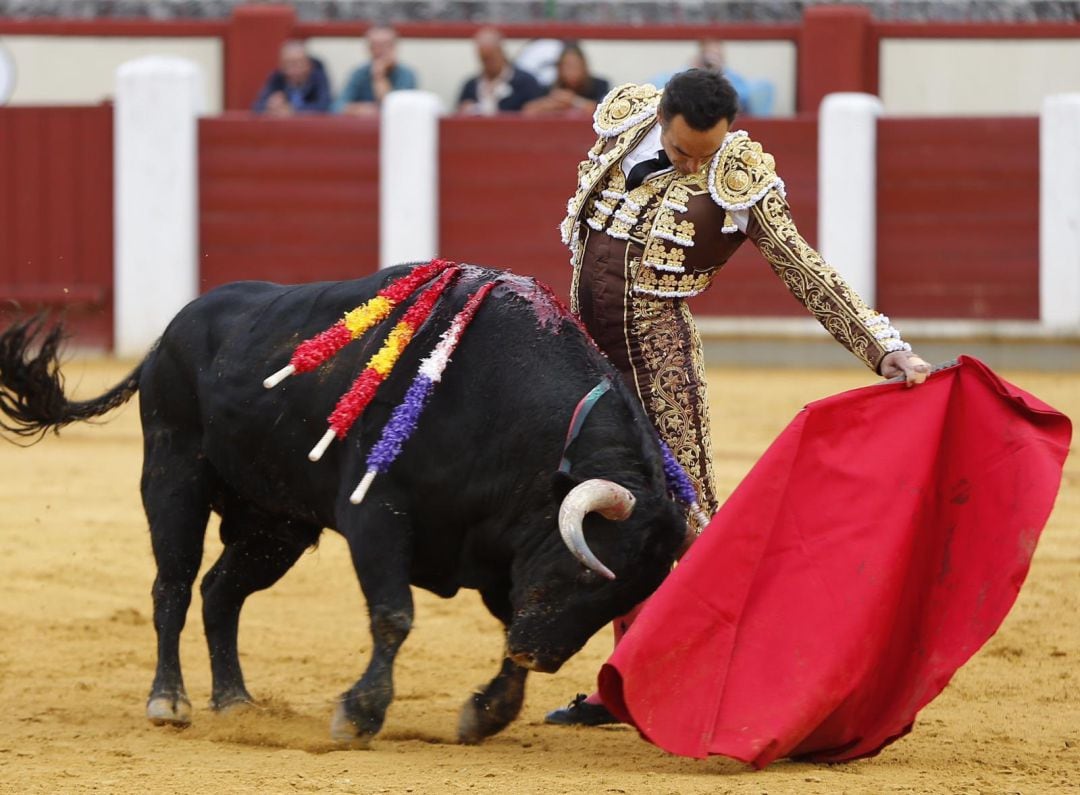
[253,40,332,116]
[336,26,418,115]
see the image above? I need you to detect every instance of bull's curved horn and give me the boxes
[558,480,636,581]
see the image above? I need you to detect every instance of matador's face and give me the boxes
[657,109,730,177]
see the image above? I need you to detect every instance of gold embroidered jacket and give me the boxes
[560,83,910,372]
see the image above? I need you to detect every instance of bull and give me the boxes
[0,264,685,745]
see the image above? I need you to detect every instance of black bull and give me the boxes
[0,264,685,745]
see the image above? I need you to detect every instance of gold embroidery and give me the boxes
[751,189,887,371]
[594,83,661,136]
[652,207,696,245]
[665,183,691,209]
[633,268,713,298]
[725,171,751,193]
[608,214,633,239]
[609,98,631,120]
[642,237,686,272]
[630,293,718,518]
[711,135,782,209]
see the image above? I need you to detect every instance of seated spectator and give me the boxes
[253,40,332,116]
[648,39,775,117]
[457,27,543,115]
[523,41,611,116]
[335,25,418,116]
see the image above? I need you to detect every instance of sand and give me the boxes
[1,358,1076,794]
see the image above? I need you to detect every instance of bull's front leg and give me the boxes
[458,657,529,744]
[331,501,414,747]
[457,585,529,743]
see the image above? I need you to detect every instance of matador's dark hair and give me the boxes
[660,68,739,130]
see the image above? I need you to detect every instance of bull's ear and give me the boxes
[551,470,582,502]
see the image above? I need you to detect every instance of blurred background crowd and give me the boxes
[251,28,776,118]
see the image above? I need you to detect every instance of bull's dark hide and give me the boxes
[0,263,685,745]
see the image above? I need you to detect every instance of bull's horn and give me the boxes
[558,480,636,581]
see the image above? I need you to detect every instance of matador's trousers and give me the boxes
[572,228,719,521]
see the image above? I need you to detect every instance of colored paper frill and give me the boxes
[349,279,498,505]
[326,266,461,442]
[263,259,456,389]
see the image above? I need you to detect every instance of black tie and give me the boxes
[625,149,671,191]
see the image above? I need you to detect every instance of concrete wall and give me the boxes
[0,36,222,111]
[880,39,1080,115]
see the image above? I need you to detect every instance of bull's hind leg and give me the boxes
[458,587,529,743]
[200,504,319,710]
[142,432,212,726]
[331,501,413,747]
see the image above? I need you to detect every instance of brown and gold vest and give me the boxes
[560,83,784,300]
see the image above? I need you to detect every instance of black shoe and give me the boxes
[544,694,621,726]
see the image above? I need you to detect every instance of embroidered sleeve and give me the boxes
[748,189,911,373]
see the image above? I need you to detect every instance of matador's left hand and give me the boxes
[880,350,932,387]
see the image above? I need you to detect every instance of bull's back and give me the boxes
[137,267,638,534]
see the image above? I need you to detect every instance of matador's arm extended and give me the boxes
[746,188,912,374]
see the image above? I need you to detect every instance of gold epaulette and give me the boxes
[593,83,662,138]
[708,131,786,211]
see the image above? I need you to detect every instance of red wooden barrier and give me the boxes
[876,117,1039,319]
[198,114,380,291]
[438,116,594,299]
[438,115,819,316]
[0,105,114,347]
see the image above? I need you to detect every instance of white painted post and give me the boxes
[1040,94,1080,328]
[114,56,203,356]
[818,92,883,306]
[379,90,443,269]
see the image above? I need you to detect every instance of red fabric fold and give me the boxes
[599,355,1071,768]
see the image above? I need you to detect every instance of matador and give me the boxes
[547,70,931,726]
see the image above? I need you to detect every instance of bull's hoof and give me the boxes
[457,691,513,744]
[147,693,192,727]
[329,700,374,749]
[210,690,254,713]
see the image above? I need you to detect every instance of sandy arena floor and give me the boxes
[0,358,1076,794]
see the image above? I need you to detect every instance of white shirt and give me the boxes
[620,122,749,234]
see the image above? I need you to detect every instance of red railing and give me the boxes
[0,105,114,347]
[198,114,381,290]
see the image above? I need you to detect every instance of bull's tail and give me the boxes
[0,316,144,442]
